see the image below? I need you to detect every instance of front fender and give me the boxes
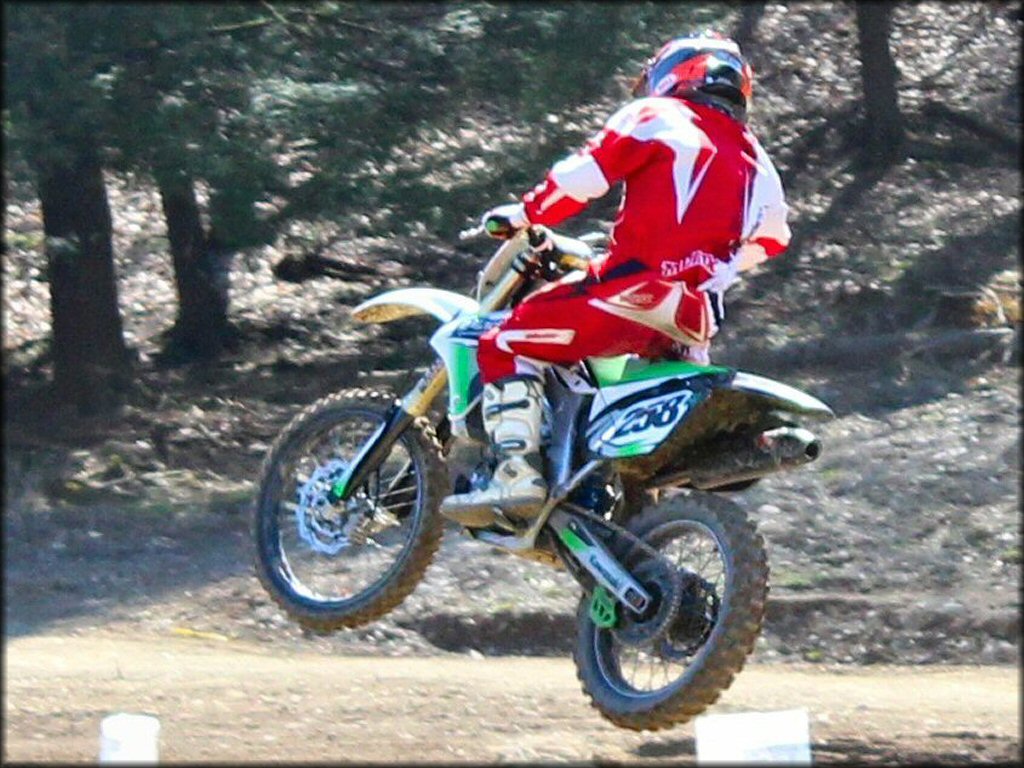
[351,287,479,325]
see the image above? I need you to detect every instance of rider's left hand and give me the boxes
[698,255,741,295]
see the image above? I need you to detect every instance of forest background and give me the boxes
[2,1,1020,672]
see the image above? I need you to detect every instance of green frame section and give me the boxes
[587,355,729,388]
[446,342,480,417]
[559,527,587,552]
[602,441,650,459]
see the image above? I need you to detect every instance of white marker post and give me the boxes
[99,713,161,764]
[695,708,812,765]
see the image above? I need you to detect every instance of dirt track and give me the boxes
[4,633,1018,764]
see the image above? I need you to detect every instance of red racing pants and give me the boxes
[478,266,718,383]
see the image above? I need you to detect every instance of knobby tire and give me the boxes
[573,491,769,730]
[252,389,447,633]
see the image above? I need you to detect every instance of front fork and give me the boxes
[329,360,448,502]
[331,245,529,503]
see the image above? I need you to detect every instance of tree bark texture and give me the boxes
[38,139,130,413]
[157,171,231,358]
[855,3,905,164]
[733,2,767,52]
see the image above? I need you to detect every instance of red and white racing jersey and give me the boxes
[521,96,790,284]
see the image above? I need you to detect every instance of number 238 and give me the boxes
[613,394,691,437]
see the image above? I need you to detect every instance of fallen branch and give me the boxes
[273,250,381,282]
[294,8,385,35]
[260,1,292,27]
[921,101,1020,156]
[209,17,274,35]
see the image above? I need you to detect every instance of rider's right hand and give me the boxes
[481,202,529,240]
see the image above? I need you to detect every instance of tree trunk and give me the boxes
[156,169,231,359]
[733,2,767,52]
[855,3,905,165]
[38,139,130,414]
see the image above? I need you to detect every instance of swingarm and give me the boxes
[548,508,653,615]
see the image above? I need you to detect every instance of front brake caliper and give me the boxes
[590,586,618,629]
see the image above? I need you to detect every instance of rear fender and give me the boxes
[581,362,832,468]
[725,372,835,421]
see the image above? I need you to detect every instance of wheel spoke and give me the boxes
[383,460,414,494]
[592,516,730,696]
[271,410,424,603]
[375,485,417,501]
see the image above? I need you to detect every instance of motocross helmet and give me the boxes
[633,32,753,122]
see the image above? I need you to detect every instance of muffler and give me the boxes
[651,426,822,490]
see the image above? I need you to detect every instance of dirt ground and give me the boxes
[4,632,1019,764]
[3,492,1021,766]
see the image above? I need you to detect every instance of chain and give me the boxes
[562,501,667,575]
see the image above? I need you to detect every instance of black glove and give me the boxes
[526,227,563,280]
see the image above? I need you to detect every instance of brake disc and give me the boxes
[294,459,351,555]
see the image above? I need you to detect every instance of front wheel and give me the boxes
[573,491,768,730]
[252,389,447,632]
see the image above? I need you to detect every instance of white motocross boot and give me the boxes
[440,376,548,527]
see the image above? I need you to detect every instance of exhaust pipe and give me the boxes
[651,426,822,491]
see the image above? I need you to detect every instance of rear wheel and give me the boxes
[573,490,768,730]
[252,389,446,632]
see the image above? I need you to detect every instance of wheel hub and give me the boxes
[611,559,682,648]
[660,571,720,658]
[295,459,354,555]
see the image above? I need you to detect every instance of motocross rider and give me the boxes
[441,32,791,525]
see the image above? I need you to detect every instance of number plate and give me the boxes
[586,380,707,458]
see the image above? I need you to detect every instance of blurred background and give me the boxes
[2,1,1020,760]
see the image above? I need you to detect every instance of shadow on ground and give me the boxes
[3,502,252,637]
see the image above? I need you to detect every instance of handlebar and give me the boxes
[459,219,598,274]
[458,224,487,241]
[458,222,543,244]
[526,226,549,250]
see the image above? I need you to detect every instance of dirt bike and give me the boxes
[252,222,834,730]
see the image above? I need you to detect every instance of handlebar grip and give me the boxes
[484,216,518,240]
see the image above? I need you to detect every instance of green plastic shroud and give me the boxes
[589,586,618,628]
[587,355,728,388]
